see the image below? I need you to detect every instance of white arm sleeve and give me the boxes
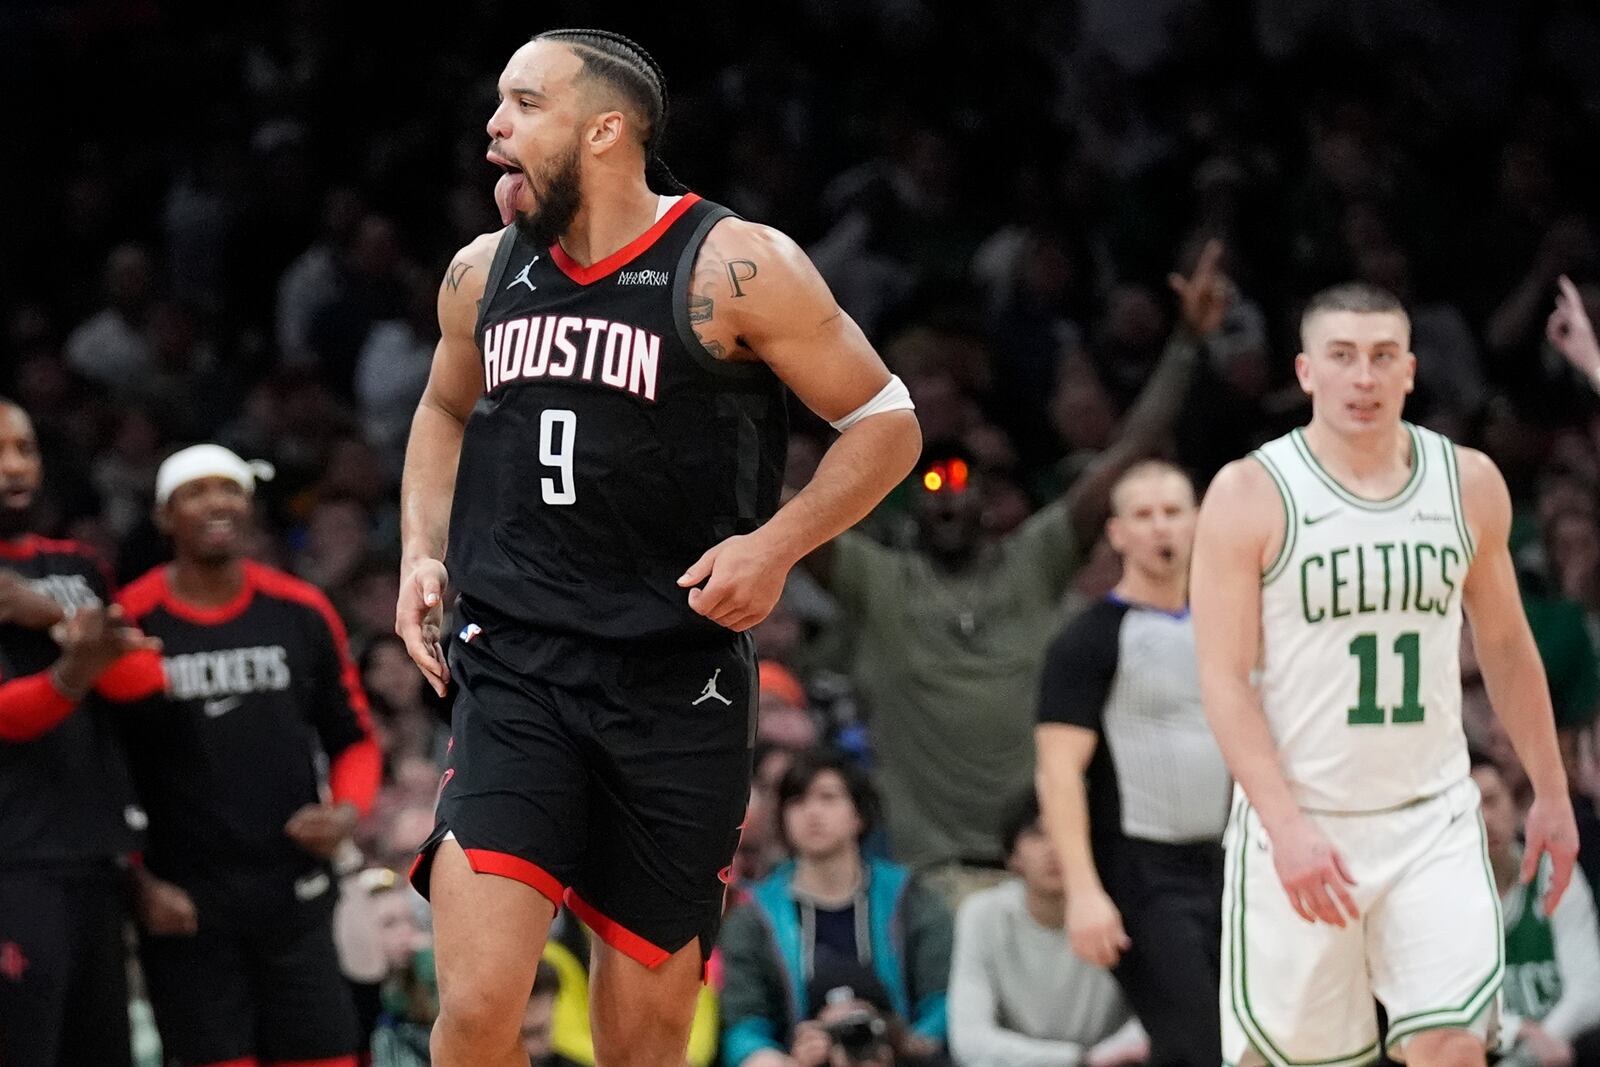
[829,374,914,433]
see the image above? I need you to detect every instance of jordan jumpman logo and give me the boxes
[693,669,732,706]
[507,256,539,292]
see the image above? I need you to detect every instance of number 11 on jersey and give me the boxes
[1347,630,1426,725]
[539,409,577,506]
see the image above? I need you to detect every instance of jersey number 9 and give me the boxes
[539,409,577,506]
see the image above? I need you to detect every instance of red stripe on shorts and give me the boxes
[462,848,565,907]
[564,889,671,969]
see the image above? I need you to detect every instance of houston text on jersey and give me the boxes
[482,314,661,400]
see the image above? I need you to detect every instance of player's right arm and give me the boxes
[1459,447,1578,914]
[397,232,498,696]
[1191,458,1358,928]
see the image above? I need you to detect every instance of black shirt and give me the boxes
[446,195,788,656]
[117,561,371,886]
[0,535,140,868]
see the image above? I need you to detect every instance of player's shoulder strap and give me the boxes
[669,200,772,384]
[1249,430,1301,483]
[473,226,524,344]
[1248,433,1301,585]
[1418,424,1478,560]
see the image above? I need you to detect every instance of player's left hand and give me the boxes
[285,801,359,859]
[677,534,788,632]
[1522,790,1579,915]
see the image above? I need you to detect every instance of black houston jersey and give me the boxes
[117,561,371,880]
[0,536,139,866]
[447,194,789,645]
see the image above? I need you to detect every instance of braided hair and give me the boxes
[533,28,685,194]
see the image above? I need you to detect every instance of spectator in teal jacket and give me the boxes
[719,749,953,1067]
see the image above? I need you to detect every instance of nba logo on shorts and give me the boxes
[459,623,482,644]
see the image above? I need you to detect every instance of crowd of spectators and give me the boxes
[7,1,1600,1065]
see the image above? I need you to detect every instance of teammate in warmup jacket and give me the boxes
[396,28,920,1067]
[118,444,381,1067]
[0,398,165,1067]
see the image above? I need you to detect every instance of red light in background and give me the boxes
[920,459,970,494]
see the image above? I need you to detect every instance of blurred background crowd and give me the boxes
[6,0,1600,1065]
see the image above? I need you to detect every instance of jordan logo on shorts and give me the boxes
[693,669,732,706]
[507,258,539,292]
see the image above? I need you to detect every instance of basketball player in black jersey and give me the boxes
[396,28,921,1067]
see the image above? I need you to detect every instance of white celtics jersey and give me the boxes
[1254,423,1474,813]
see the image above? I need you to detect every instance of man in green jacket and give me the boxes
[801,246,1231,884]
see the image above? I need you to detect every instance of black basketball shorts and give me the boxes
[138,880,358,1066]
[411,624,756,967]
[0,864,132,1067]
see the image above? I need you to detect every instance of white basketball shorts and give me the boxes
[1221,777,1502,1066]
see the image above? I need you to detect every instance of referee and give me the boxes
[1035,460,1231,1067]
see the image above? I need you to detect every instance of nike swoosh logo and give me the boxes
[1303,509,1341,526]
[202,696,243,718]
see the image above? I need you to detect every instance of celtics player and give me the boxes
[1191,282,1580,1067]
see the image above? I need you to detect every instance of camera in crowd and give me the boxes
[824,1005,890,1064]
[809,958,899,1067]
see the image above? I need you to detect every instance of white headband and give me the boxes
[155,444,275,506]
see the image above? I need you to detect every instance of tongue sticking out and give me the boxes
[494,172,526,226]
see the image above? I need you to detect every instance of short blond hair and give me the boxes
[1300,282,1410,345]
[1110,459,1193,515]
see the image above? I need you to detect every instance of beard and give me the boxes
[513,143,583,248]
[0,499,34,540]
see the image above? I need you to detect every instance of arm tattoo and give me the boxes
[688,288,727,359]
[445,261,474,292]
[727,259,758,298]
[688,292,713,325]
